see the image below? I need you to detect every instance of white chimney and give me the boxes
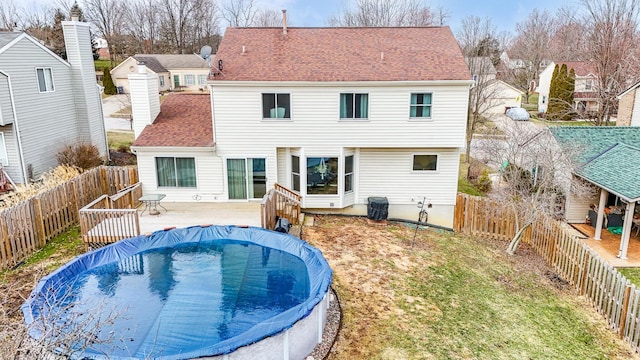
[282,10,287,35]
[62,17,108,158]
[128,62,160,139]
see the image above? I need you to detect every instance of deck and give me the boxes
[572,223,640,267]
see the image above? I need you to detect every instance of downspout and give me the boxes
[96,84,110,162]
[1,70,28,183]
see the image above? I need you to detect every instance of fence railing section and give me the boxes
[261,183,302,230]
[454,193,640,353]
[79,195,140,251]
[0,166,138,270]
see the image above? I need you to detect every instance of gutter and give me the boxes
[0,70,28,183]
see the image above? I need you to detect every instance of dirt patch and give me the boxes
[109,150,136,166]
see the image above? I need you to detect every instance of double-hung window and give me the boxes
[344,155,354,192]
[413,155,437,171]
[291,155,300,192]
[340,93,368,119]
[36,68,54,92]
[198,74,207,85]
[184,74,195,86]
[262,93,290,119]
[156,157,196,187]
[410,93,432,118]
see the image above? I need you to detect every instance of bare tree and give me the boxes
[474,122,594,253]
[580,0,640,125]
[219,0,258,27]
[124,0,162,53]
[83,0,126,66]
[550,6,590,61]
[328,0,439,27]
[502,9,556,103]
[0,0,20,30]
[458,16,504,167]
[253,8,283,27]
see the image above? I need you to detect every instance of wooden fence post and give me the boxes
[128,167,138,184]
[100,167,109,195]
[33,198,46,247]
[620,285,632,338]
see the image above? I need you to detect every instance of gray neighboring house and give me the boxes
[0,18,107,184]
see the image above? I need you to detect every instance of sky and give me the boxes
[258,0,569,34]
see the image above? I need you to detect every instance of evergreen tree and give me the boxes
[548,64,574,120]
[547,65,560,119]
[102,67,117,95]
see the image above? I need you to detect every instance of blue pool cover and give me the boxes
[21,225,333,359]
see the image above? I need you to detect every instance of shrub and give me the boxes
[476,170,492,193]
[102,66,117,95]
[117,144,130,153]
[56,142,103,170]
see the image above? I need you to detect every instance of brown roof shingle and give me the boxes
[133,94,213,147]
[557,61,596,77]
[212,27,471,82]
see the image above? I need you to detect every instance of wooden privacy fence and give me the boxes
[454,193,640,354]
[0,166,138,270]
[261,183,302,230]
[79,194,140,251]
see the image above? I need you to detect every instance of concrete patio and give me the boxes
[137,202,262,234]
[572,223,640,267]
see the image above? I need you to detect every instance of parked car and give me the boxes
[506,107,530,121]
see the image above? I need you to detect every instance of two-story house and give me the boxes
[111,54,211,94]
[0,18,107,184]
[130,26,471,228]
[538,61,599,114]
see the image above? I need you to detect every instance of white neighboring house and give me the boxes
[617,80,640,126]
[538,61,599,114]
[111,54,211,94]
[130,26,472,228]
[484,80,524,114]
[0,19,107,184]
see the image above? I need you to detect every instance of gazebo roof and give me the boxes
[576,143,640,201]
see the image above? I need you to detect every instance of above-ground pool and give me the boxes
[21,225,333,360]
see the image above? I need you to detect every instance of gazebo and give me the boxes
[551,127,640,259]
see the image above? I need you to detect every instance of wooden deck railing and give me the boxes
[0,166,138,270]
[79,194,140,250]
[110,182,143,209]
[261,183,302,230]
[454,193,640,354]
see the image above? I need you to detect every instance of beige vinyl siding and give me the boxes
[136,149,224,202]
[565,190,600,223]
[0,37,79,178]
[277,147,287,188]
[358,148,460,206]
[211,84,468,151]
[633,89,640,126]
[0,125,23,183]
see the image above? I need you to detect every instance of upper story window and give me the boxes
[184,74,195,86]
[340,93,368,119]
[36,68,54,92]
[198,74,207,85]
[413,154,437,171]
[585,79,594,91]
[410,93,432,118]
[262,93,290,119]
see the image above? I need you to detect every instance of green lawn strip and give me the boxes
[618,268,640,288]
[382,233,625,359]
[107,131,134,150]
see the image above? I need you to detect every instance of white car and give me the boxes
[505,107,530,121]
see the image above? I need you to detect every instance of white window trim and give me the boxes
[35,67,55,93]
[409,92,433,121]
[159,76,165,87]
[261,93,292,120]
[0,133,8,166]
[155,156,198,189]
[198,74,208,85]
[344,154,354,193]
[339,92,369,121]
[184,74,195,86]
[411,153,439,172]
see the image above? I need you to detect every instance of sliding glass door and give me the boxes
[227,158,266,200]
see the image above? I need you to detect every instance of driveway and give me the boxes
[102,94,133,131]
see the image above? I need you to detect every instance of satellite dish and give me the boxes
[200,45,212,61]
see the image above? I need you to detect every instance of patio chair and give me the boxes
[607,213,624,230]
[588,210,598,227]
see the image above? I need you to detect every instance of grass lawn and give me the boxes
[107,131,134,151]
[618,268,640,288]
[458,154,486,196]
[305,217,638,359]
[94,60,117,70]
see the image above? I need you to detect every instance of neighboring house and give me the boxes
[111,54,211,94]
[0,19,107,184]
[551,126,640,259]
[94,37,109,60]
[538,61,599,114]
[617,80,640,126]
[130,26,472,228]
[465,57,497,84]
[484,80,524,114]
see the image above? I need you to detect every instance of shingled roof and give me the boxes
[550,126,640,201]
[556,61,596,77]
[133,94,213,147]
[212,27,471,82]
